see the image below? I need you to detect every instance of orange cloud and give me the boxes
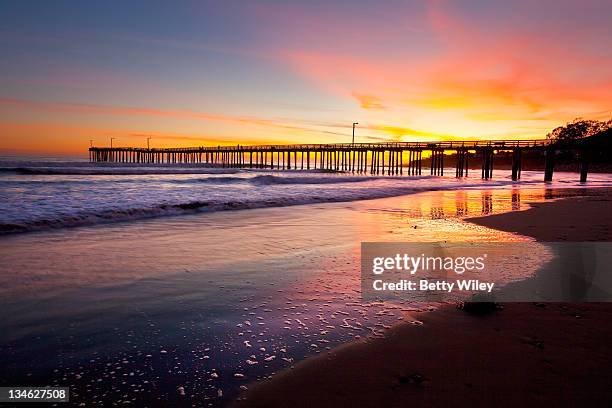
[0,98,280,127]
[0,98,350,139]
[352,94,385,110]
[0,122,289,155]
[370,125,457,141]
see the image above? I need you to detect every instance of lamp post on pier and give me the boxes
[352,122,359,144]
[147,136,152,150]
[110,137,115,148]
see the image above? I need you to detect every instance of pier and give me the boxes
[89,139,602,182]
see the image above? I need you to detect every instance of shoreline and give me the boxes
[466,188,612,241]
[234,189,612,407]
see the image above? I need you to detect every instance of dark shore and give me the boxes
[234,189,612,408]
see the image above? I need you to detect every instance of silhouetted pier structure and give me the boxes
[89,139,599,182]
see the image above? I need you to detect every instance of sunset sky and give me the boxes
[1,0,611,155]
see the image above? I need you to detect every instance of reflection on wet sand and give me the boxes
[430,206,445,219]
[481,191,493,214]
[455,191,468,217]
[512,190,521,211]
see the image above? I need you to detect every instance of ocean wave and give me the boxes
[250,174,373,185]
[172,174,376,185]
[0,178,525,235]
[0,186,429,234]
[0,166,242,176]
[0,172,415,186]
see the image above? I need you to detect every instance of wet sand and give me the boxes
[235,189,612,408]
[0,188,546,406]
[468,188,612,241]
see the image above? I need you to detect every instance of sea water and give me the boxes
[0,158,610,406]
[1,159,610,234]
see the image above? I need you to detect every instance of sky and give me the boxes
[0,0,611,155]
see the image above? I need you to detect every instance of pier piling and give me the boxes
[544,148,555,182]
[580,150,589,183]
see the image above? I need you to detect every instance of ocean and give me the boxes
[2,159,610,235]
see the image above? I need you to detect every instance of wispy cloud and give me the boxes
[0,121,289,153]
[369,125,458,141]
[0,97,349,138]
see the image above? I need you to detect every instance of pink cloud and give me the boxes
[270,0,612,123]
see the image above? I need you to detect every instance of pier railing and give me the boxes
[92,139,550,153]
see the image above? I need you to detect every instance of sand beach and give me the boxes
[235,190,612,408]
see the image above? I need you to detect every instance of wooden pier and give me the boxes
[89,139,601,182]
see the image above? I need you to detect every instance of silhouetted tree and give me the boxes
[547,118,612,141]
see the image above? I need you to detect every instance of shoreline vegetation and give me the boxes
[234,189,612,408]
